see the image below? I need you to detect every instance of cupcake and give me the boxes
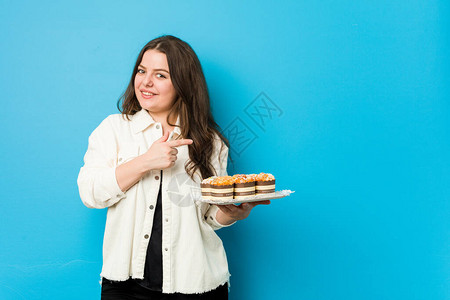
[200,176,216,200]
[255,173,276,195]
[210,176,234,201]
[232,174,256,200]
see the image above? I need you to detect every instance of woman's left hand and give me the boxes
[215,200,271,225]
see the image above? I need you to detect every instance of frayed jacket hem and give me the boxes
[99,273,231,294]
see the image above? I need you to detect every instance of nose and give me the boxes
[142,74,154,87]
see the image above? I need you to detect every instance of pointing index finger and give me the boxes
[166,139,193,148]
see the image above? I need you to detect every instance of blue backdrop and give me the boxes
[1,0,449,299]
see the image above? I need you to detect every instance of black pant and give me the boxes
[101,279,228,300]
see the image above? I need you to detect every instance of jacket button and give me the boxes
[156,124,160,129]
[118,158,122,162]
[165,248,168,251]
[144,234,149,239]
[149,205,154,210]
[155,176,160,180]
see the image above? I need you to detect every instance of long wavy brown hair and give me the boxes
[117,35,229,180]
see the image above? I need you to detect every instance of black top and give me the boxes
[134,171,163,291]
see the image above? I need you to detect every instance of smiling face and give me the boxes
[134,49,177,118]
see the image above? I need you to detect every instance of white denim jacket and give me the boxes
[77,109,234,294]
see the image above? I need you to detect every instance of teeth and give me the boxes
[142,92,154,96]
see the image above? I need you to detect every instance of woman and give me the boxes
[77,35,270,299]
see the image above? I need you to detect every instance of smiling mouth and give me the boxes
[141,91,157,99]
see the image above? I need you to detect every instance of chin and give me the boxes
[137,101,155,111]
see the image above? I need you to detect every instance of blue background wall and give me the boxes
[1,0,449,299]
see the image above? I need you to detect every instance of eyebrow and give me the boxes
[138,65,170,73]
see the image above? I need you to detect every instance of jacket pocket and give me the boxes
[194,201,209,219]
[117,146,140,166]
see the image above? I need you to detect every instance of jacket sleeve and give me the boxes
[204,137,236,230]
[77,116,126,209]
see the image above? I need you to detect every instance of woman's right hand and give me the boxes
[115,131,193,192]
[142,130,193,171]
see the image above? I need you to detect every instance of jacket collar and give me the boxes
[130,109,181,135]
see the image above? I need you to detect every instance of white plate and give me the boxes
[195,190,295,205]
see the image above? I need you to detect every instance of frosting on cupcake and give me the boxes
[256,173,275,181]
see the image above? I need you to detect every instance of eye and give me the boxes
[156,73,167,79]
[137,68,145,74]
